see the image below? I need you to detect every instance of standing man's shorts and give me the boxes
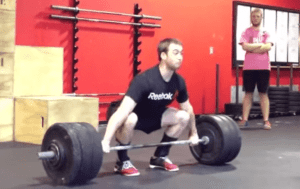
[243,70,270,93]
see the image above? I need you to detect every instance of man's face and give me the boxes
[163,43,183,70]
[251,11,262,27]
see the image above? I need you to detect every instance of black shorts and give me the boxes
[243,70,270,93]
[134,107,167,134]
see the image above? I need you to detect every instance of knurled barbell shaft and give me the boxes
[38,136,209,160]
[110,137,209,151]
[51,5,162,20]
[64,93,125,96]
[50,15,161,28]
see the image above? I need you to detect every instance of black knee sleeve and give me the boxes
[154,133,178,157]
[116,140,131,162]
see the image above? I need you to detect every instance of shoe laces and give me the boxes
[122,160,134,169]
[160,157,172,164]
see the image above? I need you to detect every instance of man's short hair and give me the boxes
[157,38,183,61]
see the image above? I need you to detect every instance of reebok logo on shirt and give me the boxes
[148,92,173,100]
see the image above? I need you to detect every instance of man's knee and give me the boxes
[259,92,269,99]
[176,110,190,126]
[124,112,138,129]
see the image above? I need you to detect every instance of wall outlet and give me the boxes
[210,47,214,54]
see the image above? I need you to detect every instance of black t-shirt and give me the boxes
[126,65,188,116]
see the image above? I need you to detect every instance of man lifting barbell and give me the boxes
[101,38,199,176]
[37,37,241,185]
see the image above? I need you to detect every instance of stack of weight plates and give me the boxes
[224,103,242,119]
[289,91,300,112]
[250,101,261,117]
[250,101,276,117]
[268,87,289,113]
[269,101,277,115]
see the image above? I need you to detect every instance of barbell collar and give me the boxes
[51,5,162,20]
[38,151,56,160]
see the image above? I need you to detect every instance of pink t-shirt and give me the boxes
[239,27,272,70]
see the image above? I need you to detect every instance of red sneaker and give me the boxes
[114,160,140,176]
[149,157,179,172]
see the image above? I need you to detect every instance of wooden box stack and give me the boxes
[15,96,99,145]
[0,1,99,144]
[0,0,15,53]
[0,46,64,97]
[0,97,14,141]
[0,0,16,141]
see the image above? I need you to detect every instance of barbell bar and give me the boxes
[99,102,113,105]
[63,93,124,105]
[38,136,209,160]
[51,5,162,20]
[50,15,161,28]
[64,93,125,97]
[111,137,209,151]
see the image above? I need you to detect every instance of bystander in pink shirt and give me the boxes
[239,27,272,70]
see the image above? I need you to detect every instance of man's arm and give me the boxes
[241,42,272,54]
[251,42,272,54]
[102,96,137,152]
[179,100,198,144]
[241,42,263,52]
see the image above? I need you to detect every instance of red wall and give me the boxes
[15,0,300,121]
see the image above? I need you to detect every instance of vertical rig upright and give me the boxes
[133,4,142,77]
[72,0,80,92]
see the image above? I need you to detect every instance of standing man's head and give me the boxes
[251,8,263,28]
[157,38,183,71]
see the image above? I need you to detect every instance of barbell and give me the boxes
[37,115,242,185]
[38,137,210,159]
[50,15,161,28]
[51,5,162,20]
[64,93,125,96]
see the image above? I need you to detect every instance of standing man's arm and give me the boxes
[250,42,272,54]
[179,100,199,144]
[241,42,272,54]
[239,31,261,52]
[102,96,137,153]
[241,42,263,52]
[240,30,273,54]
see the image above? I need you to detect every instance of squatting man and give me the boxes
[101,38,199,176]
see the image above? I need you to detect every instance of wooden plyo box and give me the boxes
[15,96,99,145]
[0,53,14,96]
[0,97,14,142]
[0,46,63,97]
[0,9,15,52]
[0,0,16,10]
[0,52,14,75]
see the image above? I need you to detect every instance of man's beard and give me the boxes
[252,22,261,27]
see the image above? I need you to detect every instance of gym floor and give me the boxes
[1,115,300,189]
